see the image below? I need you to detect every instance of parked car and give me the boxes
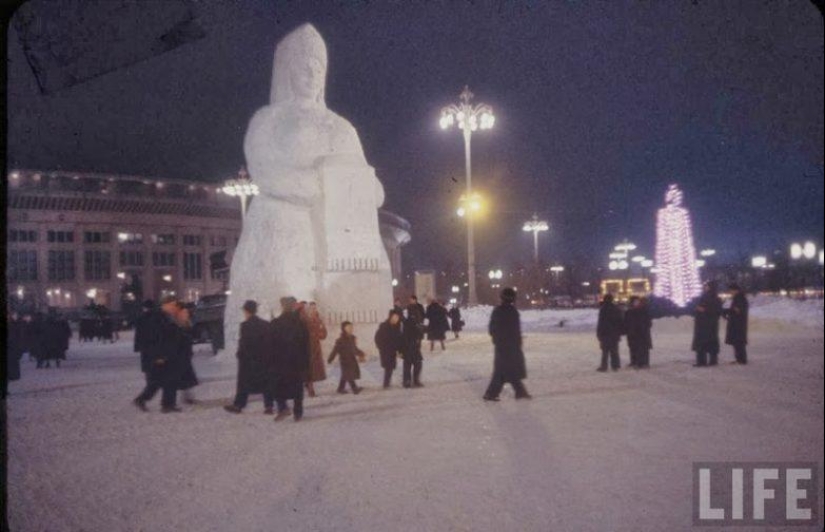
[191,294,226,354]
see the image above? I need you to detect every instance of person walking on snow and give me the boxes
[483,287,530,401]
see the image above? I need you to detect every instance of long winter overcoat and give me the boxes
[375,321,403,370]
[597,301,625,348]
[425,303,450,341]
[176,326,199,390]
[402,317,424,363]
[448,307,464,333]
[235,315,274,395]
[624,307,653,352]
[489,303,527,381]
[270,311,310,397]
[724,292,749,347]
[302,313,327,383]
[328,335,364,381]
[144,311,184,386]
[692,292,723,354]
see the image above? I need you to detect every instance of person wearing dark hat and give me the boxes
[133,295,185,413]
[723,283,749,365]
[375,310,404,388]
[271,296,310,421]
[134,299,157,384]
[692,281,723,367]
[624,296,653,369]
[483,287,530,401]
[224,300,277,414]
[596,294,625,372]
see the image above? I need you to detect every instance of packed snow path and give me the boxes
[7,316,823,531]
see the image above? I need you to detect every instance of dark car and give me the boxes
[191,294,226,354]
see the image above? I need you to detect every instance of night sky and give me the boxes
[7,1,824,272]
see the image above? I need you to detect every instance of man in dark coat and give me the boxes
[401,309,425,388]
[724,283,749,365]
[270,296,310,421]
[375,310,404,388]
[448,305,464,339]
[225,300,276,414]
[133,295,184,413]
[692,281,723,367]
[484,287,530,401]
[596,294,624,372]
[133,300,156,384]
[407,295,426,325]
[425,299,450,351]
[624,296,653,369]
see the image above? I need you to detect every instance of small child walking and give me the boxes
[328,321,366,395]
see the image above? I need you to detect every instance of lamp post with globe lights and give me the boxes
[440,86,495,306]
[222,167,259,223]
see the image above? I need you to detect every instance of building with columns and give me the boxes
[5,169,411,312]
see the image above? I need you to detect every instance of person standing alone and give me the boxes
[483,288,530,401]
[596,294,624,372]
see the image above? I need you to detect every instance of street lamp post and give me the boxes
[523,214,549,263]
[440,86,495,306]
[222,167,260,222]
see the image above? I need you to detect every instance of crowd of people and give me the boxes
[6,309,72,378]
[6,281,752,414]
[595,281,750,371]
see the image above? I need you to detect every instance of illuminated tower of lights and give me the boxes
[653,184,702,307]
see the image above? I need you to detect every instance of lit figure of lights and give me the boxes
[653,184,702,307]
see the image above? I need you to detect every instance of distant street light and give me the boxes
[700,249,716,258]
[522,214,549,263]
[751,256,767,268]
[440,86,495,306]
[222,167,259,222]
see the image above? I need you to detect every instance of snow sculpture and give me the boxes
[653,184,702,307]
[223,23,392,349]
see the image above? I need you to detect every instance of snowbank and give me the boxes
[749,295,824,330]
[462,295,824,333]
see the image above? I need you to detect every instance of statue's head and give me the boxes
[271,23,328,106]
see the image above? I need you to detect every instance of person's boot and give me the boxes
[263,406,274,415]
[133,398,148,412]
[483,394,500,402]
[412,381,424,388]
[352,386,363,395]
[596,366,608,372]
[274,408,292,421]
[161,406,182,413]
[223,405,242,414]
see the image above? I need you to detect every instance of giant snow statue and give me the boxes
[653,184,702,307]
[223,23,392,350]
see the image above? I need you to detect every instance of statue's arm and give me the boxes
[243,108,319,205]
[319,116,385,208]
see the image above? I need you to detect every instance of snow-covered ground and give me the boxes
[463,294,825,332]
[6,306,824,532]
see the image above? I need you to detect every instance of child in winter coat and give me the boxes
[328,321,366,394]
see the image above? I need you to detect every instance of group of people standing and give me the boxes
[595,281,750,371]
[6,310,72,380]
